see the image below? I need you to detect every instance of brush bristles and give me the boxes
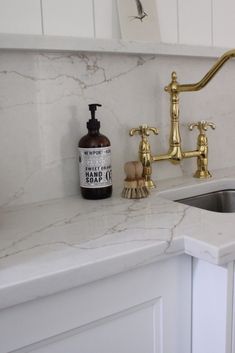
[121,179,150,199]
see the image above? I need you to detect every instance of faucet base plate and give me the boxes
[194,170,212,179]
[145,179,156,189]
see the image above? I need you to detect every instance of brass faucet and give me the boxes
[130,49,235,188]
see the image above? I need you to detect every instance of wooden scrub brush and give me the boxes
[121,161,150,199]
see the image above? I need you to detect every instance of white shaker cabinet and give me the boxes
[42,0,94,38]
[0,255,192,353]
[192,259,234,353]
[0,0,42,35]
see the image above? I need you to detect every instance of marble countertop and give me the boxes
[1,167,235,310]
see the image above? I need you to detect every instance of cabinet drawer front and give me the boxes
[0,255,191,353]
[20,300,161,353]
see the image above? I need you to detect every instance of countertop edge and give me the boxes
[2,167,235,310]
[0,237,185,310]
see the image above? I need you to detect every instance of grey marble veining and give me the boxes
[1,51,235,207]
[1,167,235,310]
[1,49,235,309]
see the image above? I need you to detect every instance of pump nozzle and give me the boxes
[87,103,102,130]
[89,104,102,119]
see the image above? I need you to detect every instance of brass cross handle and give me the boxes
[129,124,159,137]
[188,120,216,134]
[129,124,159,189]
[188,120,216,179]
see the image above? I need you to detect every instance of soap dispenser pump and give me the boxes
[78,104,112,199]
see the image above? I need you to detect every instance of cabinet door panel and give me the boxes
[192,259,228,353]
[1,256,191,353]
[25,300,162,353]
[42,0,94,37]
[0,0,42,34]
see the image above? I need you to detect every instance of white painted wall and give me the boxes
[178,0,212,46]
[42,0,235,47]
[42,0,94,37]
[0,0,42,35]
[212,0,235,48]
[0,1,235,46]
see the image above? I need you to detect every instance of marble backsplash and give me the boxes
[0,50,235,206]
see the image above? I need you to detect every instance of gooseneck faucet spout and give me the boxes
[130,49,235,188]
[165,49,235,93]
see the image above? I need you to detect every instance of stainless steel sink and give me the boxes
[176,189,235,213]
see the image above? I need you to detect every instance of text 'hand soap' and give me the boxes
[78,104,112,199]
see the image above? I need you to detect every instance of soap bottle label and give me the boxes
[78,147,112,188]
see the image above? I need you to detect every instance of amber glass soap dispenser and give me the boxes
[78,104,112,199]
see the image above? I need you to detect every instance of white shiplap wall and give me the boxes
[0,0,42,34]
[212,0,235,47]
[92,0,235,47]
[93,0,121,39]
[0,0,233,47]
[42,0,94,37]
[178,0,212,46]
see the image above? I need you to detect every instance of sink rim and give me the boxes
[157,177,235,202]
[175,189,235,213]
